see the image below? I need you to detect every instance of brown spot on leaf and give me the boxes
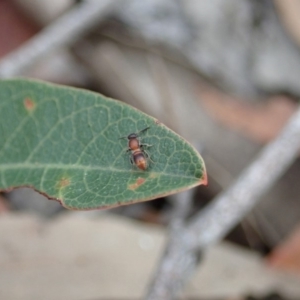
[24,98,35,111]
[150,173,158,179]
[57,177,70,189]
[128,177,146,190]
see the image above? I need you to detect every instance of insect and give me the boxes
[120,127,152,170]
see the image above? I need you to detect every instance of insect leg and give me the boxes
[141,143,153,148]
[144,150,155,164]
[129,155,134,165]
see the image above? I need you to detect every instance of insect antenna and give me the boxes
[136,126,150,135]
[119,126,150,139]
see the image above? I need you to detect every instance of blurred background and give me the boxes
[1,0,300,299]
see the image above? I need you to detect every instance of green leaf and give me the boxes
[0,79,206,210]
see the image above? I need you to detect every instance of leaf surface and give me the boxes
[0,79,206,210]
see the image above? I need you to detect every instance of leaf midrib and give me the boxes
[0,163,198,179]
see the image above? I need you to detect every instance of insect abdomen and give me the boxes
[133,151,147,170]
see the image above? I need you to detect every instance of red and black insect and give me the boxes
[120,127,152,170]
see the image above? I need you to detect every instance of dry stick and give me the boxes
[0,0,120,78]
[169,189,194,233]
[147,105,300,300]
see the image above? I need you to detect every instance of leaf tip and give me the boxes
[200,171,208,186]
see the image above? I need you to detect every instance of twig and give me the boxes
[146,190,197,299]
[0,0,121,78]
[146,105,300,299]
[169,189,194,233]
